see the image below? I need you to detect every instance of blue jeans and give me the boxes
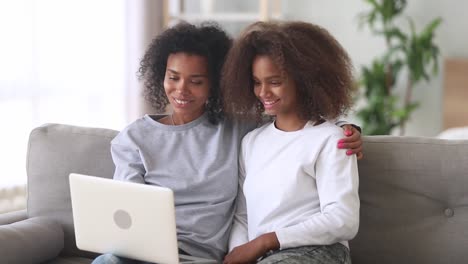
[257,243,351,264]
[92,253,148,264]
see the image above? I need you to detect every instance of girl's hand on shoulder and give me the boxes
[338,124,364,160]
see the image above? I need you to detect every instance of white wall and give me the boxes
[283,0,468,136]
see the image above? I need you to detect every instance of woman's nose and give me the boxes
[176,80,189,94]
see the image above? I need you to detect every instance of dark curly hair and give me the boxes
[138,22,232,124]
[222,21,354,123]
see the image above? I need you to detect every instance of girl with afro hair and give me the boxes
[223,21,360,264]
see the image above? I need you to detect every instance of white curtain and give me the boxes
[125,0,164,121]
[0,0,163,190]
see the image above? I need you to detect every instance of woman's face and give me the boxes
[164,52,211,121]
[252,55,298,117]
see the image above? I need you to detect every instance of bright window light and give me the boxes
[0,0,127,187]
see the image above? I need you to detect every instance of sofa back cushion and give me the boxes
[27,123,118,257]
[350,136,468,264]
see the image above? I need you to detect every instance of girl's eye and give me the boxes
[253,81,261,86]
[168,76,178,81]
[191,80,203,85]
[270,80,281,86]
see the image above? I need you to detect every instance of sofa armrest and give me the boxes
[0,209,27,225]
[0,216,64,264]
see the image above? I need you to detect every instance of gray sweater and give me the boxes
[110,113,253,260]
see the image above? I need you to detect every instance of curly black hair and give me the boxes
[138,22,232,124]
[222,21,354,123]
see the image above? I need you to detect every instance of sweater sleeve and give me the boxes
[228,135,250,251]
[334,119,349,128]
[275,133,360,249]
[334,120,362,133]
[110,131,146,184]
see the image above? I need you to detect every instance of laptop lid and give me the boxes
[69,173,180,263]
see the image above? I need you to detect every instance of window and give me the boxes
[0,0,127,187]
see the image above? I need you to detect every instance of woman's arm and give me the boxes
[336,122,363,160]
[110,138,146,183]
[227,139,250,252]
[339,124,363,159]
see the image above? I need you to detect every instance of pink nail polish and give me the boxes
[346,150,352,155]
[345,130,352,136]
[338,139,344,144]
[338,143,344,148]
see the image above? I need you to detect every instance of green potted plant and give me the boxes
[356,0,442,135]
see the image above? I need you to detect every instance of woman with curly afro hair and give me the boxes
[139,21,230,125]
[93,22,242,263]
[223,21,360,264]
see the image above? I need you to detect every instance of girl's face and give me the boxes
[252,55,298,118]
[164,52,211,121]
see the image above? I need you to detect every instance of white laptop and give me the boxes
[69,173,217,264]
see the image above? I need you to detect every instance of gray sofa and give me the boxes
[0,123,467,264]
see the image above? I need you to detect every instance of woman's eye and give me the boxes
[191,80,203,85]
[168,76,178,81]
[271,81,281,86]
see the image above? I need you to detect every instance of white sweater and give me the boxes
[229,121,360,251]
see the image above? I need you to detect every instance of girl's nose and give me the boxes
[258,84,271,97]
